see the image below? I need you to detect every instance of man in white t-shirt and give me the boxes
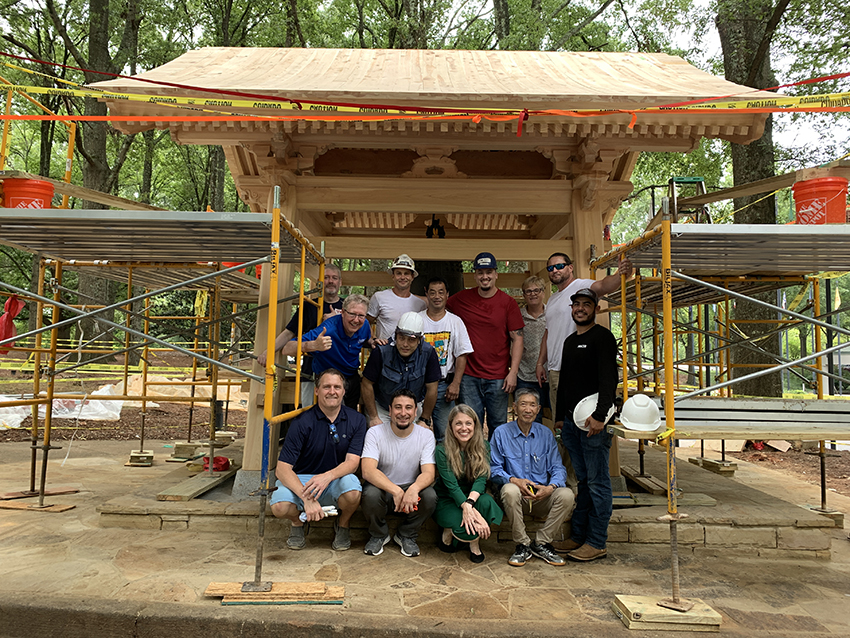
[367,254,427,340]
[418,276,473,441]
[535,252,632,424]
[360,389,437,558]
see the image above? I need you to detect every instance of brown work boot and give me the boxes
[567,543,607,562]
[552,538,582,554]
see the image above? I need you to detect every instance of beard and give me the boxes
[394,420,412,430]
[573,311,596,326]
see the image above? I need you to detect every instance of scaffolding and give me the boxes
[592,219,850,611]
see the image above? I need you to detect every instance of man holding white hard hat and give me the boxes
[553,288,618,562]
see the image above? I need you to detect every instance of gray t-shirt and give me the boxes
[361,422,436,486]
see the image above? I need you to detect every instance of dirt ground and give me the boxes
[730,445,850,499]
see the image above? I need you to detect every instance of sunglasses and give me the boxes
[329,422,340,444]
[547,263,570,272]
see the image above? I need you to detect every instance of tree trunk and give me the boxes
[717,0,784,397]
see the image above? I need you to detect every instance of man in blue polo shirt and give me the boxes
[283,294,371,409]
[270,368,368,551]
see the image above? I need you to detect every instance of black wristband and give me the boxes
[464,498,475,506]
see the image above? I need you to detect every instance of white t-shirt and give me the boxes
[545,278,595,372]
[418,310,474,378]
[367,289,427,340]
[361,422,436,486]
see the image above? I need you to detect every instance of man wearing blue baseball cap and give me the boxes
[446,252,524,438]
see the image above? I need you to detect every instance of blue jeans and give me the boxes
[460,375,509,439]
[432,378,456,442]
[560,417,612,549]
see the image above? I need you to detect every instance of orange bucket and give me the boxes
[792,176,848,224]
[2,178,54,208]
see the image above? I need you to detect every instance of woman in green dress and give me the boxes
[434,404,504,563]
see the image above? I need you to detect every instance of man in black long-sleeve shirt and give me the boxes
[553,288,618,562]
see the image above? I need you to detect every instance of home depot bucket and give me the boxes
[2,178,54,209]
[792,176,848,224]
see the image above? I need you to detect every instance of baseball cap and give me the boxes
[396,312,424,338]
[473,252,497,270]
[389,254,418,278]
[570,288,599,304]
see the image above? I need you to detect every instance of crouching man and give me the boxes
[490,388,575,567]
[270,368,368,551]
[360,389,438,557]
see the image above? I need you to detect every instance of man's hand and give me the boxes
[445,379,461,402]
[531,483,554,501]
[322,308,342,322]
[301,472,333,500]
[502,370,518,394]
[510,477,535,499]
[310,327,332,352]
[617,256,634,279]
[535,363,547,385]
[370,337,388,348]
[368,414,383,427]
[399,486,421,513]
[586,416,605,436]
[257,350,269,367]
[391,486,406,512]
[302,497,326,522]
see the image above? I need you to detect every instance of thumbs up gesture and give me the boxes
[311,326,332,352]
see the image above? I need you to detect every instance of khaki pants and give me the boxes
[499,482,575,546]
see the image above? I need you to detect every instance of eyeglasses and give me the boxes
[343,309,367,320]
[547,263,570,272]
[523,287,543,295]
[329,422,340,444]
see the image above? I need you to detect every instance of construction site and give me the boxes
[1,48,850,636]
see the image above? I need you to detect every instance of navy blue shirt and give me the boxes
[296,314,371,377]
[277,404,368,474]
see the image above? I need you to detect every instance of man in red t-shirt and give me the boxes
[446,252,524,438]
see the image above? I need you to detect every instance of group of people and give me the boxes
[260,250,633,565]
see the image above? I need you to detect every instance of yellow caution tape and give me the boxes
[650,92,850,111]
[656,428,675,443]
[787,282,811,312]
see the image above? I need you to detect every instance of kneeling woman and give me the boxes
[434,404,504,562]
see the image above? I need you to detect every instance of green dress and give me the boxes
[434,442,504,541]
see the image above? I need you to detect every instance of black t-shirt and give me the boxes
[555,323,618,424]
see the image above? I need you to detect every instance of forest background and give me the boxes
[0,0,848,396]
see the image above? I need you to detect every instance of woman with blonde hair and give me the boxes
[434,404,503,562]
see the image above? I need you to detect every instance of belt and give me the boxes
[443,372,455,384]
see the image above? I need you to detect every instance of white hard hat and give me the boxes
[620,394,662,431]
[396,311,424,337]
[388,254,418,278]
[572,393,616,432]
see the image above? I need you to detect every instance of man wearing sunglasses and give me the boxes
[283,294,373,409]
[270,368,368,552]
[535,253,632,432]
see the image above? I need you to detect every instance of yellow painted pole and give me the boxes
[0,90,12,170]
[28,258,47,494]
[661,219,677,516]
[37,261,62,507]
[635,275,644,393]
[294,245,306,408]
[621,271,629,402]
[263,187,282,489]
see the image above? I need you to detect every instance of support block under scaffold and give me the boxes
[126,450,154,467]
[612,595,721,631]
[688,456,737,476]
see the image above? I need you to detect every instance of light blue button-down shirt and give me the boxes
[490,420,567,488]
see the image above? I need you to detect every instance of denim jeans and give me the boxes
[460,375,509,439]
[432,378,456,442]
[560,416,612,549]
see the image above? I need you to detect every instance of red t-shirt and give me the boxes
[446,288,525,380]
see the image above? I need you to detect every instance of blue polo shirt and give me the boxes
[489,420,567,488]
[278,404,368,474]
[295,314,370,377]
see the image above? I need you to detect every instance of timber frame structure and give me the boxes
[89,47,774,474]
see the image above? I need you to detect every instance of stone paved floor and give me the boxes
[1,439,849,637]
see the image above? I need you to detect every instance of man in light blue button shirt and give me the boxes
[490,388,575,567]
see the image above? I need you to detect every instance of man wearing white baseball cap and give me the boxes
[553,288,618,562]
[367,254,426,340]
[361,311,441,429]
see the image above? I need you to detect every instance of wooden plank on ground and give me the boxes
[613,595,721,631]
[0,501,76,512]
[156,467,239,501]
[206,582,327,597]
[621,466,667,496]
[1,487,79,500]
[222,585,345,603]
[688,457,737,476]
[205,581,344,605]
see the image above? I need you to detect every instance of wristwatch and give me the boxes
[418,416,433,427]
[464,498,475,506]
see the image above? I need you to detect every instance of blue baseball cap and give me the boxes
[473,252,497,269]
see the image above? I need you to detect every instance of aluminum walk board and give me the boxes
[0,209,316,264]
[595,224,850,276]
